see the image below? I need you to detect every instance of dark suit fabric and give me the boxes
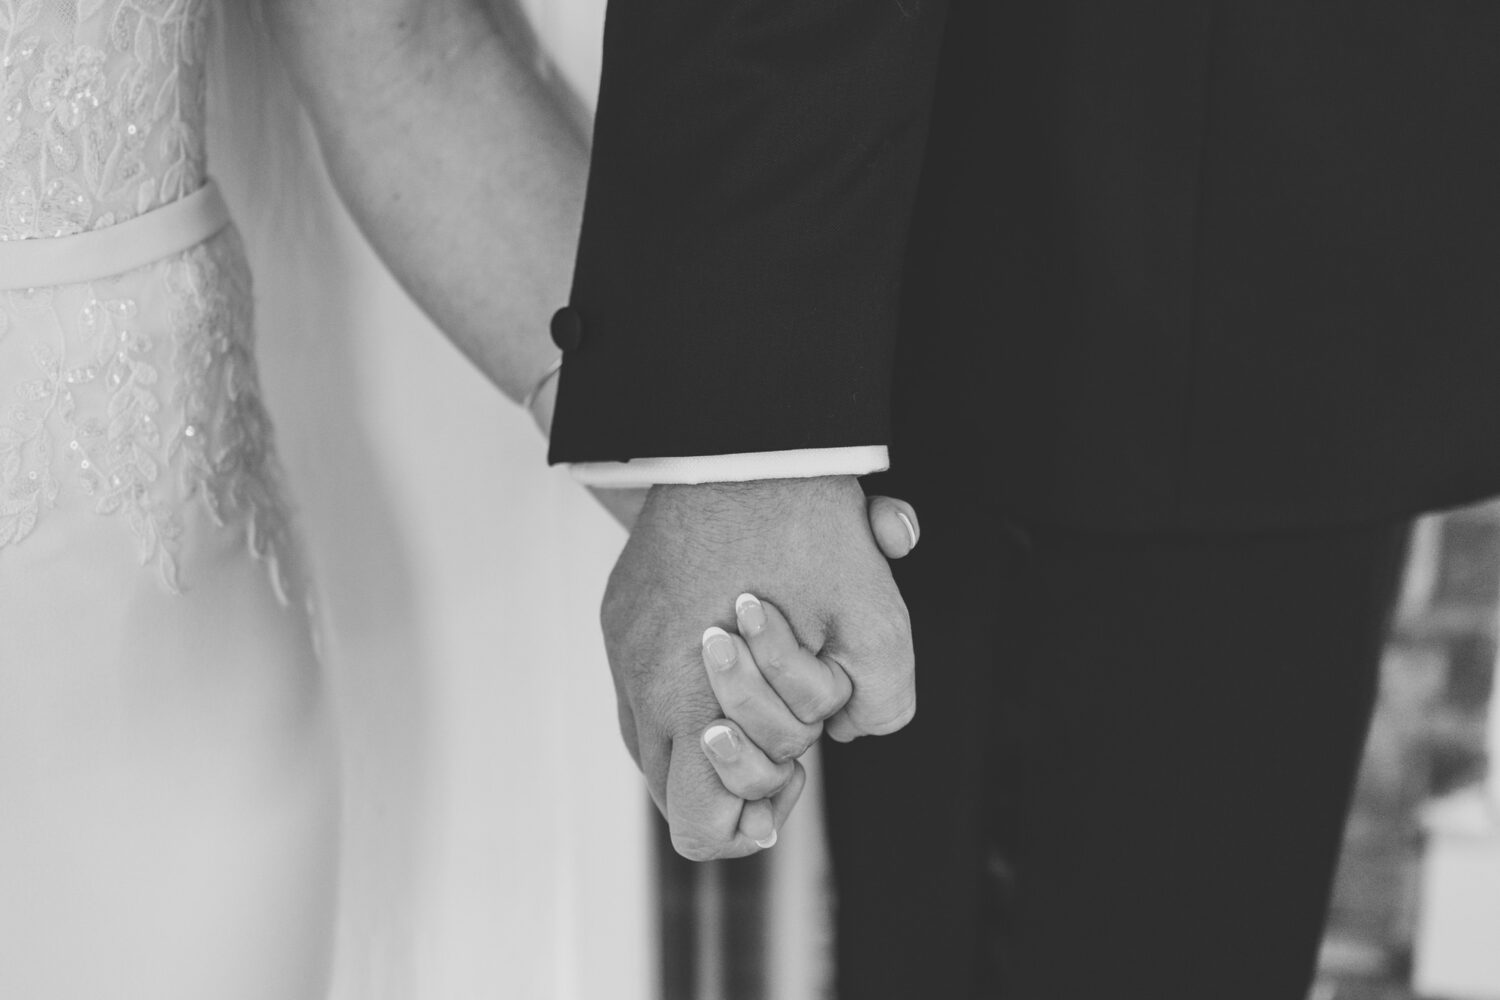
[548,1,1493,996]
[830,432,1411,998]
[551,0,1500,532]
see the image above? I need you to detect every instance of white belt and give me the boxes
[0,181,231,291]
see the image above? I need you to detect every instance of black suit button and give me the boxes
[551,307,585,351]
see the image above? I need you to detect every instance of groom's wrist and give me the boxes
[566,446,889,489]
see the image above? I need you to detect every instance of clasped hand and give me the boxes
[601,476,918,860]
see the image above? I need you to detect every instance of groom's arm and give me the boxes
[551,0,950,859]
[548,0,949,465]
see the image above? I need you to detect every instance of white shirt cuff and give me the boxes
[566,446,890,489]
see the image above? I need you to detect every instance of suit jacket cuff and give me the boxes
[567,446,890,489]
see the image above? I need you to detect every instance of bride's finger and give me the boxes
[701,719,797,801]
[738,798,777,846]
[735,593,853,725]
[702,625,823,762]
[866,496,920,559]
[736,759,806,849]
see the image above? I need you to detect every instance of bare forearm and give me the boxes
[263,0,586,403]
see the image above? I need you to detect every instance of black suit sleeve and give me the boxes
[547,0,950,465]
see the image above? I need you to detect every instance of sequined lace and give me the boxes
[0,230,301,599]
[1,0,209,242]
[1,0,301,599]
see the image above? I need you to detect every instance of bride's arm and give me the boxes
[259,0,583,422]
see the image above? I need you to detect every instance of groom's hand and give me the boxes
[603,475,914,860]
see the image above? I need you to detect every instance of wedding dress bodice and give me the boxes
[1,0,209,242]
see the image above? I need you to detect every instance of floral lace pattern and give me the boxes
[0,228,300,599]
[0,0,300,600]
[1,0,209,241]
[165,229,299,602]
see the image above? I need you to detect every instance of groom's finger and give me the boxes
[735,594,853,725]
[823,654,917,742]
[821,595,917,741]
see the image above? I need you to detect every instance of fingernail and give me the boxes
[896,511,918,551]
[704,724,738,760]
[735,593,767,635]
[702,627,737,670]
[754,829,778,850]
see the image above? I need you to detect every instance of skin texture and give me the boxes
[261,0,584,407]
[694,496,921,849]
[604,475,915,859]
[262,0,649,528]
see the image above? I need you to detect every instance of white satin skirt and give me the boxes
[0,185,339,999]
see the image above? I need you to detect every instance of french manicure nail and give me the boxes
[703,627,737,670]
[896,511,918,551]
[735,593,767,635]
[754,829,778,850]
[704,724,738,760]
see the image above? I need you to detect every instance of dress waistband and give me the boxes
[0,181,231,291]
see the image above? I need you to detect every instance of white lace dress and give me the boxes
[0,2,338,996]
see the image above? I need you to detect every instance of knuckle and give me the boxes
[871,607,913,653]
[646,679,722,739]
[722,687,759,719]
[616,722,641,768]
[864,698,917,737]
[843,618,913,678]
[828,728,859,744]
[798,686,847,723]
[600,572,651,643]
[766,725,820,764]
[758,647,786,675]
[599,587,627,633]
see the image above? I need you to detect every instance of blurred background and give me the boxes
[219,0,1500,997]
[1316,508,1500,1000]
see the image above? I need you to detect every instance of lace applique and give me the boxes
[0,1,302,599]
[165,230,299,603]
[0,229,300,600]
[71,287,187,586]
[0,287,66,547]
[1,0,209,241]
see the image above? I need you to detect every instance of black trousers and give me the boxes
[825,463,1412,999]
